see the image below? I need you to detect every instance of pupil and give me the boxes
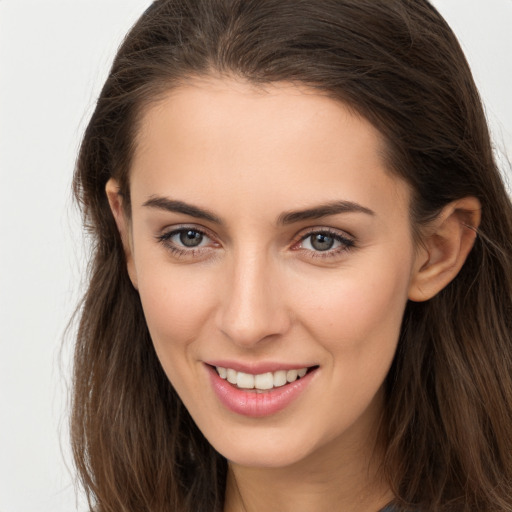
[311,233,334,251]
[180,230,203,247]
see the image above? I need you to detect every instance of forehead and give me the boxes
[129,77,410,221]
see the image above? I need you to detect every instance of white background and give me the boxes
[0,1,510,511]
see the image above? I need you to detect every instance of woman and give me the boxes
[71,1,512,511]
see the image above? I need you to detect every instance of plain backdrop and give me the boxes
[0,1,511,511]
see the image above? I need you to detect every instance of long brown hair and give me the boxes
[72,1,512,511]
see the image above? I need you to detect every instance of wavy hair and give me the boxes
[72,1,512,510]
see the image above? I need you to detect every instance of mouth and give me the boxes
[211,365,317,393]
[206,363,318,417]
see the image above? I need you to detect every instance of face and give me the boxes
[118,78,422,469]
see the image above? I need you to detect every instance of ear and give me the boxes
[408,197,481,302]
[105,178,138,290]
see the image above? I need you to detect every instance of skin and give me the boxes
[107,77,480,512]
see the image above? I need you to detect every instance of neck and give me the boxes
[224,424,392,512]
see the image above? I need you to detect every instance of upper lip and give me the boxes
[204,360,317,374]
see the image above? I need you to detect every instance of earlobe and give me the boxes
[105,178,138,289]
[408,197,481,302]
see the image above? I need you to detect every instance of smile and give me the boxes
[207,364,318,417]
[216,366,308,391]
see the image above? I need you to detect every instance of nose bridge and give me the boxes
[216,245,289,347]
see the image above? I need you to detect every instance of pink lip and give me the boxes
[206,364,317,418]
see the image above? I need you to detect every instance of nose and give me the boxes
[215,251,291,348]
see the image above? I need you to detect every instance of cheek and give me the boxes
[294,255,412,435]
[298,253,412,360]
[136,263,218,360]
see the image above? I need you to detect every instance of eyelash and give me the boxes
[156,226,356,259]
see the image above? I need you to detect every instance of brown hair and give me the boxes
[72,1,512,511]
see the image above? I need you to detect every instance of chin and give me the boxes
[206,428,322,469]
[224,447,310,469]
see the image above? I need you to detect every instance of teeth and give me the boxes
[226,368,237,384]
[286,369,298,382]
[273,370,287,387]
[254,372,273,390]
[236,372,255,389]
[215,366,310,390]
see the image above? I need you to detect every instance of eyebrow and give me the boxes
[142,195,374,225]
[142,196,223,224]
[277,200,375,225]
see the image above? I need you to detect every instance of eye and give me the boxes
[174,229,208,248]
[296,229,355,256]
[157,227,216,254]
[302,233,339,251]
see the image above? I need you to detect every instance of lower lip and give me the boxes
[207,365,316,418]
